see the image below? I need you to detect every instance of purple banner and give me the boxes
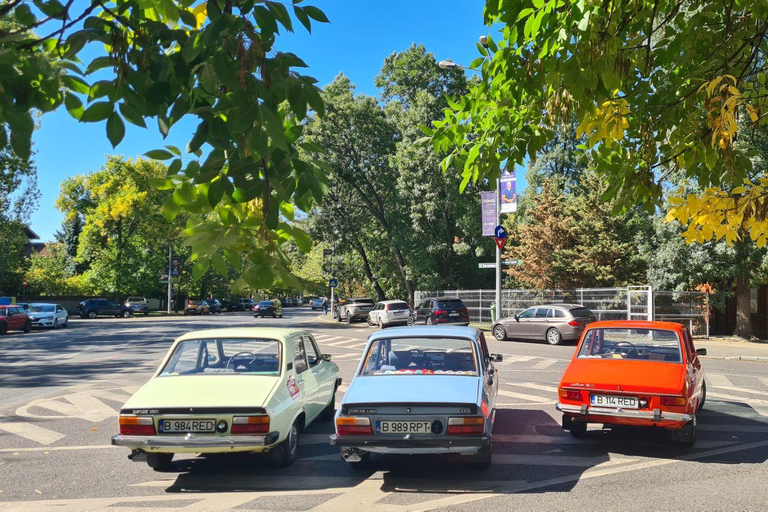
[481,191,496,237]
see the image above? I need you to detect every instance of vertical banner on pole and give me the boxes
[480,191,497,236]
[500,168,517,214]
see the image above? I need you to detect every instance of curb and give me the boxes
[701,356,768,362]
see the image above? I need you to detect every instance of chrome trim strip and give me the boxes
[556,402,692,422]
[111,431,279,448]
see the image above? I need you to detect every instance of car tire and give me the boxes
[144,312,149,316]
[0,322,6,335]
[671,418,696,447]
[23,321,31,333]
[492,324,507,341]
[546,328,563,345]
[273,313,277,318]
[63,318,68,328]
[122,310,131,318]
[146,453,173,471]
[698,382,706,412]
[347,312,353,324]
[319,391,336,421]
[53,319,59,329]
[407,315,415,326]
[472,444,492,469]
[426,316,433,325]
[271,420,299,467]
[569,421,587,438]
[88,311,97,319]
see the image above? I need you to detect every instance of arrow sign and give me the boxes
[494,225,507,239]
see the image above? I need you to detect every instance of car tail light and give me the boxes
[559,389,581,400]
[433,309,446,316]
[460,308,469,315]
[119,416,155,436]
[446,416,484,435]
[336,417,372,436]
[568,320,583,327]
[384,304,390,312]
[660,396,686,407]
[231,415,270,434]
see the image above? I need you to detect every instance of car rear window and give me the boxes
[361,337,478,376]
[577,328,682,363]
[436,299,464,308]
[161,338,281,375]
[387,302,409,310]
[258,301,273,306]
[352,299,374,304]
[569,307,594,317]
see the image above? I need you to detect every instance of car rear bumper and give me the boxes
[330,434,490,453]
[556,402,692,423]
[433,317,470,324]
[112,431,280,452]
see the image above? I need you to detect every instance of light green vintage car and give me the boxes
[111,327,340,470]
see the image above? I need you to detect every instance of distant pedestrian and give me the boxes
[322,298,328,315]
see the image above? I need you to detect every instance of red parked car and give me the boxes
[0,305,32,335]
[556,320,706,447]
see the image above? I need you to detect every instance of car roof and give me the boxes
[176,327,308,342]
[583,320,685,331]
[424,296,463,301]
[378,299,408,304]
[368,325,480,342]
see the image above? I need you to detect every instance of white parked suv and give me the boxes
[367,300,411,328]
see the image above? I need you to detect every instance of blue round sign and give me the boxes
[495,225,507,239]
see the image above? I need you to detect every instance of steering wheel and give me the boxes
[226,351,257,370]
[611,341,638,356]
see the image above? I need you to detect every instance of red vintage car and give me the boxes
[556,320,706,446]
[0,304,32,335]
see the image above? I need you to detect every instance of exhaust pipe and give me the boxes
[341,448,363,463]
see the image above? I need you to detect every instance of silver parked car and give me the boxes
[491,304,597,345]
[367,300,411,328]
[337,298,375,324]
[28,303,69,329]
[330,326,502,468]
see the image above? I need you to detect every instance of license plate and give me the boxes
[393,311,405,315]
[590,395,638,409]
[449,312,459,317]
[360,306,371,311]
[158,419,215,433]
[376,421,432,434]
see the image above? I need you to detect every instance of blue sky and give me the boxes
[30,0,515,241]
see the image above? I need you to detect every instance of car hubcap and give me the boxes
[548,330,559,344]
[494,326,504,340]
[288,424,298,455]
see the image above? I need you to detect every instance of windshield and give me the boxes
[577,328,682,363]
[127,297,144,302]
[30,305,55,313]
[161,338,282,376]
[258,301,273,306]
[361,337,478,376]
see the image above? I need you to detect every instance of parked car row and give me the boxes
[0,302,70,334]
[112,319,705,473]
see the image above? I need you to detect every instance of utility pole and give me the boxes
[167,242,172,315]
[495,178,501,321]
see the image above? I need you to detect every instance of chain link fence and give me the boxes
[415,287,709,337]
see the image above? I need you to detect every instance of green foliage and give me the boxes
[430,0,768,230]
[26,243,74,295]
[1,0,330,289]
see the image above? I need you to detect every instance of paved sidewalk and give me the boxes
[697,336,768,361]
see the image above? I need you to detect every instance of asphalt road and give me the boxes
[2,309,768,511]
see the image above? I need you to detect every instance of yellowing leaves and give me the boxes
[576,96,630,147]
[666,180,768,247]
[192,3,207,29]
[699,75,758,151]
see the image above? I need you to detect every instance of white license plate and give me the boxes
[590,395,638,409]
[393,311,405,315]
[377,421,432,434]
[449,312,459,317]
[158,419,215,433]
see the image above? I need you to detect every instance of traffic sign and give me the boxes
[494,225,507,239]
[329,278,338,288]
[478,263,496,269]
[478,260,522,269]
[494,237,507,250]
[22,279,27,287]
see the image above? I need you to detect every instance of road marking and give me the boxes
[531,358,560,370]
[327,339,362,347]
[510,382,559,394]
[496,355,536,365]
[17,392,117,422]
[708,384,768,399]
[0,419,65,445]
[0,444,116,453]
[493,453,639,467]
[333,353,361,360]
[707,392,768,407]
[707,374,733,387]
[336,384,348,394]
[496,389,550,403]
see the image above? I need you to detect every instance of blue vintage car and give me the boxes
[330,326,502,468]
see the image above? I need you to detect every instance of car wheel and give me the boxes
[407,315,415,326]
[144,312,149,316]
[569,421,587,438]
[492,324,507,341]
[23,321,31,333]
[671,418,696,447]
[378,317,384,329]
[319,391,336,421]
[63,318,68,328]
[698,382,706,411]
[146,453,173,471]
[336,312,342,323]
[88,311,97,319]
[472,444,492,469]
[347,313,353,324]
[271,420,299,467]
[546,328,563,345]
[122,310,131,318]
[273,313,277,318]
[0,322,6,335]
[53,319,59,329]
[426,316,433,325]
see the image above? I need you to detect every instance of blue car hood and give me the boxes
[343,375,480,405]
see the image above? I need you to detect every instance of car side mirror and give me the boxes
[321,353,332,362]
[696,348,707,356]
[7,311,13,317]
[515,316,519,322]
[490,353,503,363]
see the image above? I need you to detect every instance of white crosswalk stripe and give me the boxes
[707,374,733,387]
[326,339,362,347]
[531,358,562,370]
[512,382,559,394]
[497,389,550,403]
[0,416,65,445]
[496,355,536,365]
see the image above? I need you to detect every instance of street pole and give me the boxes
[330,244,335,316]
[167,242,172,315]
[495,178,501,322]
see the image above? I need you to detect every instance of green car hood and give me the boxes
[123,375,280,409]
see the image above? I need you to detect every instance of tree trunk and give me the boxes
[733,272,753,338]
[355,241,386,301]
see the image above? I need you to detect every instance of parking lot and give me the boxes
[3,309,768,510]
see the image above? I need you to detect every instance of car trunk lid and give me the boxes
[561,359,685,395]
[343,375,480,407]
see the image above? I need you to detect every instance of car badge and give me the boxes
[617,385,623,391]
[406,408,411,413]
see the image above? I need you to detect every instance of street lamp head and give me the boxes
[438,59,457,70]
[479,35,488,48]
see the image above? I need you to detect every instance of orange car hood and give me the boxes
[560,359,686,395]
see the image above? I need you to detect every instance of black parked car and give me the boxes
[409,297,470,326]
[239,298,256,310]
[254,300,283,318]
[77,299,133,319]
[204,298,222,314]
[220,299,244,312]
[125,296,150,316]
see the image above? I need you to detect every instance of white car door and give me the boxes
[292,336,321,421]
[304,335,336,411]
[56,305,67,324]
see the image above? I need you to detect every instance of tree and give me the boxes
[1,0,330,289]
[26,243,73,295]
[428,1,768,247]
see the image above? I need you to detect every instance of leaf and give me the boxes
[207,176,226,208]
[302,5,329,22]
[162,194,181,221]
[267,2,293,32]
[192,257,211,280]
[64,94,84,120]
[144,149,175,160]
[294,5,311,32]
[62,74,90,95]
[119,102,147,128]
[80,101,113,122]
[151,178,176,190]
[106,112,125,148]
[187,120,209,153]
[211,252,229,275]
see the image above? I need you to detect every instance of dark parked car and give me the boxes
[254,300,283,318]
[125,296,149,316]
[0,305,31,334]
[204,298,222,314]
[410,297,470,326]
[220,299,244,312]
[239,298,256,310]
[77,299,133,319]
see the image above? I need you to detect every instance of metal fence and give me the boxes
[415,286,709,337]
